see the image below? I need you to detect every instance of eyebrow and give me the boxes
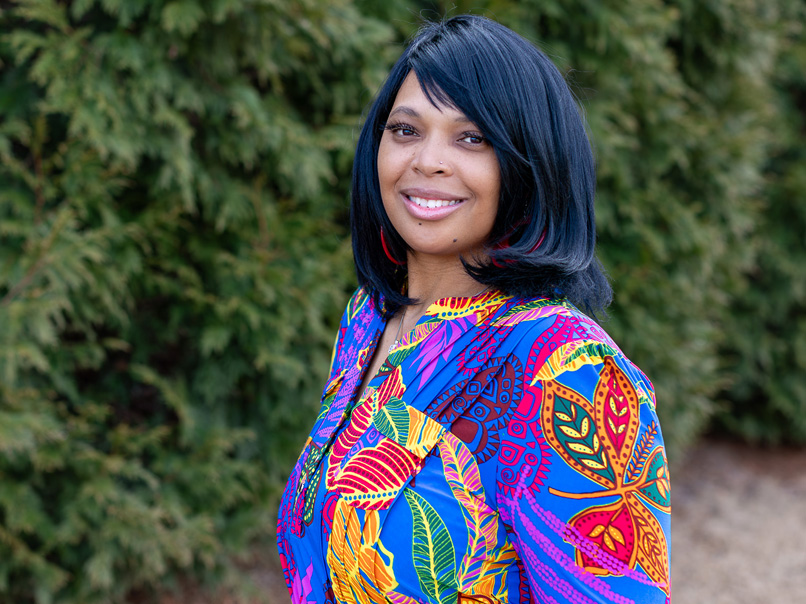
[388,105,473,124]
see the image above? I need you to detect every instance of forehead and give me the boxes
[389,72,470,122]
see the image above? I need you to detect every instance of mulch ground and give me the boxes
[672,439,806,603]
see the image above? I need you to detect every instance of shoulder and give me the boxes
[499,295,654,408]
[343,286,376,323]
[496,295,612,340]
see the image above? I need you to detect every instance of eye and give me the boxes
[460,132,487,145]
[383,122,418,137]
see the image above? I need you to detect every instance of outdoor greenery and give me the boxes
[0,0,803,601]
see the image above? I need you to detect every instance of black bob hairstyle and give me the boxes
[351,15,612,317]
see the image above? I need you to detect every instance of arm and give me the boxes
[495,347,671,604]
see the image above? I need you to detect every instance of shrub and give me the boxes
[0,0,393,600]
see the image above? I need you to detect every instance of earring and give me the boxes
[380,227,405,266]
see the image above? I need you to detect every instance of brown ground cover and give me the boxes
[671,439,806,603]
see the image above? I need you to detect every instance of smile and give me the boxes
[407,195,464,209]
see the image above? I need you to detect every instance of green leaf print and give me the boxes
[404,488,458,604]
[374,396,410,447]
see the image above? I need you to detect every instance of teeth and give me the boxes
[408,195,463,208]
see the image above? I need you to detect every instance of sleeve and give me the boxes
[324,287,370,385]
[495,343,671,604]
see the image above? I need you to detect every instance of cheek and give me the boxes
[377,140,404,190]
[478,159,501,211]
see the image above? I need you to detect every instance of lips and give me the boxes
[400,189,468,220]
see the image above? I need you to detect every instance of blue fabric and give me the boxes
[277,288,671,604]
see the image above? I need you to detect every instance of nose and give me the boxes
[412,137,452,176]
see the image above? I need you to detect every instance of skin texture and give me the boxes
[355,73,503,399]
[377,72,501,270]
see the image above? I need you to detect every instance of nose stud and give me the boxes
[439,161,443,165]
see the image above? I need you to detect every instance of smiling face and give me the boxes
[377,72,501,264]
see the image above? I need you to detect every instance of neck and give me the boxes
[404,253,487,311]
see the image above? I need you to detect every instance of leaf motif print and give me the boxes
[376,365,406,408]
[626,421,657,482]
[373,399,446,459]
[568,498,637,574]
[410,318,473,384]
[627,493,670,594]
[439,431,484,498]
[388,318,442,367]
[429,291,506,323]
[438,432,498,592]
[302,447,324,526]
[328,499,365,604]
[471,543,518,600]
[541,380,615,486]
[594,356,641,478]
[332,438,421,510]
[406,408,447,458]
[494,297,571,327]
[541,356,670,592]
[359,511,398,602]
[386,592,423,604]
[318,369,347,421]
[632,447,671,512]
[404,488,458,604]
[348,288,371,321]
[328,500,399,604]
[374,397,410,446]
[532,340,619,384]
[326,391,380,489]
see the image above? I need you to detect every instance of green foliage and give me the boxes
[0,0,394,601]
[0,0,804,600]
[479,0,784,459]
[714,5,806,444]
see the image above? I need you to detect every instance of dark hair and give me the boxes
[350,15,612,317]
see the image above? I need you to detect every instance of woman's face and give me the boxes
[377,72,500,264]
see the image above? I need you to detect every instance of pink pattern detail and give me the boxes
[516,540,617,604]
[523,315,593,382]
[494,305,566,327]
[412,317,473,383]
[458,323,512,375]
[497,386,552,497]
[504,467,665,590]
[316,308,378,439]
[291,560,316,604]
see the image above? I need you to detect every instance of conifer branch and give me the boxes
[1,209,71,307]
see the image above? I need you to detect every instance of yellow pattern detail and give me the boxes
[328,500,398,604]
[532,340,607,384]
[467,543,517,601]
[406,407,446,458]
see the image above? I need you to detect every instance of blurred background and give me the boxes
[0,0,804,602]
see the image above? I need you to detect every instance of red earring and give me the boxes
[380,227,405,266]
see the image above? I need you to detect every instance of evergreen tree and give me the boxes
[461,0,782,457]
[715,2,806,444]
[0,0,394,600]
[0,0,804,600]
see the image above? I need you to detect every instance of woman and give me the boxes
[277,15,671,604]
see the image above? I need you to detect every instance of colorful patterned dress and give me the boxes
[277,288,671,604]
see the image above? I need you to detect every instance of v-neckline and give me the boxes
[352,288,505,407]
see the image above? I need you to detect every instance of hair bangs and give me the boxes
[350,15,612,318]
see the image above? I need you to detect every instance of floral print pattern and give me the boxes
[277,289,671,604]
